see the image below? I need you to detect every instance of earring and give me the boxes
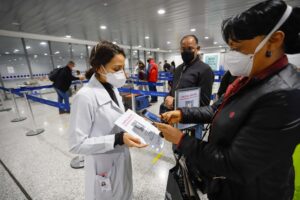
[266,51,272,57]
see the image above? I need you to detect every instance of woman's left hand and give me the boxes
[154,123,183,145]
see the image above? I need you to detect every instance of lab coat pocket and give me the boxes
[94,152,124,199]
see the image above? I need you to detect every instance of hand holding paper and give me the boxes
[115,109,164,152]
[123,132,148,148]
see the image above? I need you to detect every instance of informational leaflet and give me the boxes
[115,109,164,152]
[175,87,201,130]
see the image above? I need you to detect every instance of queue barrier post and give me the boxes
[23,92,44,136]
[10,89,27,122]
[0,90,12,112]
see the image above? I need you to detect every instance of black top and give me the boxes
[53,66,79,92]
[169,56,214,107]
[217,71,237,97]
[178,64,300,200]
[100,81,124,146]
[101,82,119,106]
[163,63,171,72]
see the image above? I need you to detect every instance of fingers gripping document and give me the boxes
[115,109,164,152]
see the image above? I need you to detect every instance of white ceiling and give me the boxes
[0,0,299,51]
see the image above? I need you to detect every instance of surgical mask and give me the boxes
[181,50,195,64]
[101,67,127,88]
[224,5,292,77]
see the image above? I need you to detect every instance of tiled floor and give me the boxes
[0,88,175,200]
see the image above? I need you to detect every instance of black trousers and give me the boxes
[148,83,157,102]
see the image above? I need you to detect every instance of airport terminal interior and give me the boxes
[0,0,300,200]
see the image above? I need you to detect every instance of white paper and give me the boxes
[176,88,200,130]
[115,109,164,152]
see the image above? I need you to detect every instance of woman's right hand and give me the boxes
[123,133,148,148]
[161,110,182,124]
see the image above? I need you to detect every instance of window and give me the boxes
[0,36,30,87]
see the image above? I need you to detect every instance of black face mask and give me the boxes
[181,50,195,64]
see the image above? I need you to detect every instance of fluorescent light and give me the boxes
[88,46,91,49]
[157,9,165,15]
[103,2,108,6]
[40,42,47,45]
[34,55,38,58]
[190,28,196,32]
[167,41,171,44]
[65,35,71,38]
[54,51,60,54]
[100,25,107,30]
[219,45,223,48]
[214,41,218,45]
[145,36,150,39]
[138,45,142,48]
[4,52,10,54]
[13,49,19,53]
[26,46,31,49]
[44,53,48,56]
[204,36,209,39]
[112,41,117,44]
[12,22,20,26]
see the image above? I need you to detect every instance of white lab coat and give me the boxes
[68,75,132,200]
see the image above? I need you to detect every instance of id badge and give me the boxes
[97,175,112,192]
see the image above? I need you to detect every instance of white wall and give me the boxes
[165,53,182,68]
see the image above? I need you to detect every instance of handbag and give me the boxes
[165,154,200,200]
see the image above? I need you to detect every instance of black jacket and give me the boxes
[53,66,79,92]
[217,71,237,98]
[178,63,300,200]
[170,56,214,107]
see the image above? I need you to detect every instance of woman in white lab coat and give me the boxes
[68,41,147,200]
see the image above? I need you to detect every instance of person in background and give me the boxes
[157,1,300,199]
[161,35,214,139]
[163,60,171,72]
[158,61,163,71]
[164,35,214,110]
[53,61,84,114]
[168,61,176,89]
[74,70,83,91]
[170,61,175,73]
[216,71,237,99]
[69,41,147,200]
[137,60,147,91]
[147,58,159,103]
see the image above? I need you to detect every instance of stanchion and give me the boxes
[23,93,44,136]
[70,156,84,169]
[10,90,27,122]
[163,80,167,92]
[131,79,136,112]
[0,90,11,112]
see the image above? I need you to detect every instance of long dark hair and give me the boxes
[222,0,300,54]
[90,41,126,70]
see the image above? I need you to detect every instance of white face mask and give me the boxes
[101,67,127,88]
[224,5,292,77]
